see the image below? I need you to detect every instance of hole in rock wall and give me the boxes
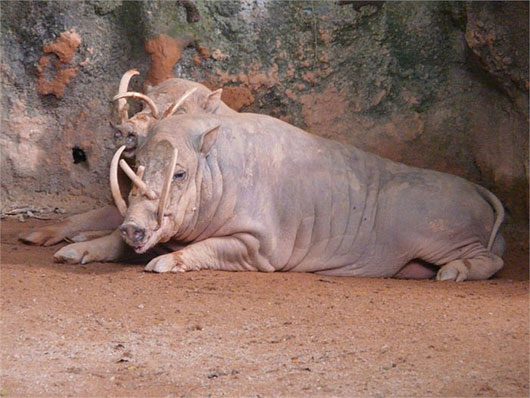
[72,146,87,164]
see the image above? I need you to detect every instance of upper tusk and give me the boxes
[131,165,145,196]
[163,87,198,119]
[113,92,160,119]
[158,147,179,227]
[110,145,128,217]
[117,69,140,123]
[119,159,157,200]
[136,165,146,179]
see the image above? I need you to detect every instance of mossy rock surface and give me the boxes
[0,0,527,220]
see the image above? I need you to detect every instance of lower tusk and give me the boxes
[110,145,128,216]
[117,69,140,123]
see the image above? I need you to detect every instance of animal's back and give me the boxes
[208,113,388,274]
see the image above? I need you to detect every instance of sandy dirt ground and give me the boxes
[1,219,528,397]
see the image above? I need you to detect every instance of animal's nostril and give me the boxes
[133,227,145,242]
[119,225,128,236]
[119,224,145,243]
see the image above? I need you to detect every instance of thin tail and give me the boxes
[474,184,505,251]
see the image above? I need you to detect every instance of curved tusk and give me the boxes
[119,160,157,200]
[113,92,160,119]
[158,147,179,227]
[136,165,146,179]
[131,165,145,196]
[117,69,140,122]
[163,87,198,119]
[110,145,128,217]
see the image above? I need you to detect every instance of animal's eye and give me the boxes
[176,108,186,115]
[173,170,187,182]
[114,131,123,139]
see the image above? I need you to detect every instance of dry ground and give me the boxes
[1,219,528,397]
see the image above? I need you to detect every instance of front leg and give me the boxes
[19,205,123,246]
[54,229,131,264]
[145,235,264,273]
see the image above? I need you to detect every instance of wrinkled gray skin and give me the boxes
[19,78,235,246]
[112,113,503,281]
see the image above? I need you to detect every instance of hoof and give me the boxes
[145,253,185,273]
[54,244,89,264]
[436,260,469,282]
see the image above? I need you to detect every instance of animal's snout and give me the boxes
[119,223,146,244]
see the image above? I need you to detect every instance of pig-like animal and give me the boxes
[112,72,236,158]
[58,112,505,281]
[19,71,235,246]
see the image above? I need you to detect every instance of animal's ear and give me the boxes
[203,89,223,113]
[196,125,221,155]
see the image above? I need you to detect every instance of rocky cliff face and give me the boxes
[1,1,528,220]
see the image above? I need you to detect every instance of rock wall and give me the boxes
[1,1,528,220]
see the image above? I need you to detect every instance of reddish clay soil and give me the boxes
[219,86,255,112]
[37,29,81,98]
[1,219,528,397]
[145,35,189,87]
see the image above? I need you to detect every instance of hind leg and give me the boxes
[395,260,436,279]
[436,252,503,282]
